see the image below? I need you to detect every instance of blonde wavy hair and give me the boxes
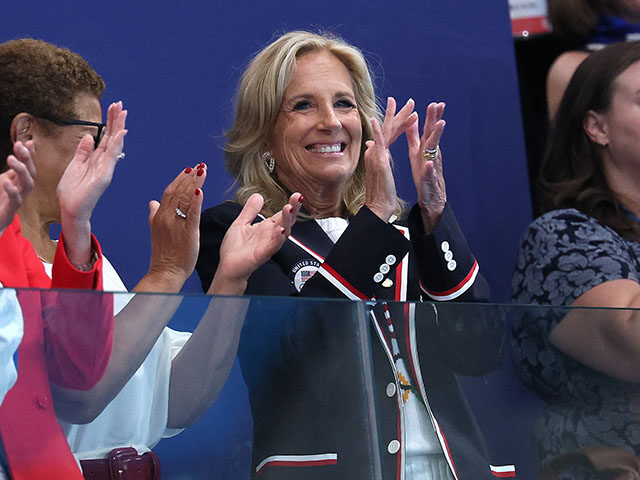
[225,30,403,218]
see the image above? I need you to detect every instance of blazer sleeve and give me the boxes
[50,231,104,290]
[197,203,410,300]
[0,289,22,406]
[0,218,113,389]
[10,220,105,291]
[408,204,499,374]
[299,206,409,299]
[44,231,114,390]
[407,203,490,302]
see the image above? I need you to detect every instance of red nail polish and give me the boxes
[184,167,192,174]
[197,169,204,176]
[195,188,200,196]
[198,162,205,168]
[298,195,304,203]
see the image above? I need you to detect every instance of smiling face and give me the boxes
[32,93,102,214]
[269,50,363,198]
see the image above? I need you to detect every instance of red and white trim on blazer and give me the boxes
[420,260,479,301]
[256,453,338,476]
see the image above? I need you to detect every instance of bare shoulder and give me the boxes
[546,50,590,119]
[571,278,640,308]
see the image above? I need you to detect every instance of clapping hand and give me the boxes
[56,101,127,266]
[0,141,36,235]
[57,101,127,226]
[364,97,417,222]
[142,163,207,292]
[212,192,302,295]
[406,102,447,234]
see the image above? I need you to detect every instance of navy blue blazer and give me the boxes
[197,202,513,480]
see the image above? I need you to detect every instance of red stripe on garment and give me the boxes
[383,304,393,327]
[404,304,430,416]
[394,259,403,301]
[373,313,393,367]
[421,260,478,296]
[287,235,326,262]
[257,459,337,475]
[492,470,517,478]
[438,423,459,479]
[322,263,368,300]
[393,226,409,301]
[404,304,420,400]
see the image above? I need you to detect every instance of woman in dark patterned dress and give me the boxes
[512,41,640,470]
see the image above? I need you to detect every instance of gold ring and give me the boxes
[423,146,439,160]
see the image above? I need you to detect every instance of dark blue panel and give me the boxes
[2,1,535,478]
[2,1,531,302]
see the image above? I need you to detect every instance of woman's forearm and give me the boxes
[52,292,183,423]
[166,295,248,428]
[59,215,93,268]
[550,279,640,383]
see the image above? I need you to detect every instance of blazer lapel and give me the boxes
[273,218,334,292]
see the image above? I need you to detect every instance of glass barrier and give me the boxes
[1,288,637,480]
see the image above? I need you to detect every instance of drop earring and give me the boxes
[262,151,275,173]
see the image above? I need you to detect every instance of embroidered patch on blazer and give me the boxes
[290,259,321,292]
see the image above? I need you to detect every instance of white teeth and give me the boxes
[309,143,342,153]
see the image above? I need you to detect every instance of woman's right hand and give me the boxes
[57,101,128,268]
[138,163,208,293]
[211,192,302,295]
[0,141,36,235]
[364,97,417,222]
[57,101,127,227]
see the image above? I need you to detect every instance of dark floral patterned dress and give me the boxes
[511,208,640,464]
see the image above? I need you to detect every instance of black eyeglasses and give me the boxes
[41,117,106,149]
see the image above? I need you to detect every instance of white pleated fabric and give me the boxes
[42,256,191,460]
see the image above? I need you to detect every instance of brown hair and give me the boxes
[225,30,403,218]
[0,38,105,168]
[539,40,640,240]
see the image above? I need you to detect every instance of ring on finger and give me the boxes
[116,152,126,161]
[175,207,187,219]
[423,145,439,160]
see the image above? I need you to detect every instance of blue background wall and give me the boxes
[3,0,532,302]
[4,1,538,478]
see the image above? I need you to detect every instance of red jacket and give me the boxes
[0,215,114,480]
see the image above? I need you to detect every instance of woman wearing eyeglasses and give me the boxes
[0,38,300,480]
[0,40,126,477]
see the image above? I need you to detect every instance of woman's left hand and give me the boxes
[211,192,302,295]
[136,163,207,293]
[56,101,127,266]
[364,97,417,222]
[406,102,447,234]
